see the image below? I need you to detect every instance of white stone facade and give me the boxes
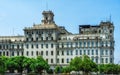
[0,10,114,67]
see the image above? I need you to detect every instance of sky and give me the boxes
[0,0,120,63]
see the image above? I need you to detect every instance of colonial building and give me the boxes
[0,10,114,67]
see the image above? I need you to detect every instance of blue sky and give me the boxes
[0,0,120,63]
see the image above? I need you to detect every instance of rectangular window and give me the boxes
[0,52,1,56]
[51,59,53,63]
[101,50,104,55]
[21,44,23,49]
[6,51,9,56]
[91,57,94,61]
[0,45,1,49]
[12,45,14,49]
[76,50,78,55]
[57,44,59,48]
[88,50,90,55]
[12,52,14,56]
[67,50,69,55]
[41,51,43,55]
[3,51,5,56]
[106,58,108,63]
[110,42,112,47]
[57,51,59,55]
[110,58,113,63]
[101,42,104,47]
[17,45,19,49]
[51,37,53,40]
[57,58,59,63]
[62,43,64,48]
[6,45,9,49]
[36,44,38,48]
[36,37,38,41]
[75,42,78,47]
[87,42,90,47]
[101,58,104,63]
[46,51,48,56]
[26,51,29,56]
[51,51,53,55]
[67,58,69,63]
[22,51,23,56]
[41,37,43,40]
[67,42,69,47]
[110,50,112,55]
[62,51,64,55]
[84,42,86,47]
[46,37,48,40]
[92,50,94,55]
[41,44,43,48]
[106,50,108,55]
[91,42,94,47]
[46,44,48,48]
[70,42,72,48]
[3,45,5,49]
[31,44,34,48]
[51,44,53,48]
[36,51,38,56]
[96,50,98,55]
[17,51,19,56]
[96,42,98,47]
[79,42,82,47]
[62,58,64,63]
[80,50,82,55]
[106,41,108,47]
[84,50,86,55]
[96,58,98,63]
[31,51,33,56]
[71,50,73,55]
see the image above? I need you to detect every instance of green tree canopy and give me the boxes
[69,55,97,74]
[6,57,19,73]
[70,56,82,71]
[81,55,97,74]
[30,56,49,74]
[0,56,8,74]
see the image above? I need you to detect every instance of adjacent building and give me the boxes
[0,10,114,67]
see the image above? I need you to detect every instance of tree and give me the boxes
[69,55,97,75]
[102,64,119,74]
[0,56,8,74]
[6,57,18,73]
[30,56,49,75]
[81,55,97,75]
[23,57,35,73]
[12,56,26,73]
[62,66,71,74]
[70,56,82,71]
[54,65,63,73]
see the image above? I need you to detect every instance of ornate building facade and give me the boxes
[0,10,114,67]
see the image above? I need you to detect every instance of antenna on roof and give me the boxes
[13,28,15,36]
[109,14,111,22]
